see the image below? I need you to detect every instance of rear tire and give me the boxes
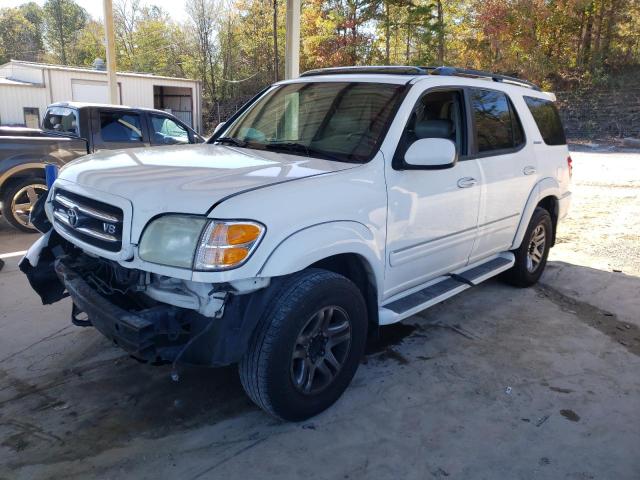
[503,207,553,287]
[1,177,47,233]
[239,269,367,421]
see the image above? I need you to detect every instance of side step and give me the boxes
[378,253,514,325]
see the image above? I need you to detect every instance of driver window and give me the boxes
[395,90,466,163]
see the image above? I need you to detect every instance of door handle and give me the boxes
[457,177,477,188]
[523,165,537,175]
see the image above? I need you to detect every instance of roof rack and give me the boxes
[299,65,541,91]
[300,66,427,77]
[424,66,541,91]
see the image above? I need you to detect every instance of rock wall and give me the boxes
[555,88,640,141]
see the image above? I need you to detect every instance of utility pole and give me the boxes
[284,0,300,79]
[103,0,119,104]
[273,0,279,82]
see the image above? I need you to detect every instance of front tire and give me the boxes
[1,177,47,233]
[504,207,553,287]
[239,269,367,421]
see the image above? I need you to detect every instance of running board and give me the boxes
[378,253,514,325]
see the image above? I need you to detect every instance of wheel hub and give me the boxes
[307,334,328,362]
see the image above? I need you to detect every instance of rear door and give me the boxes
[91,108,150,151]
[466,88,538,263]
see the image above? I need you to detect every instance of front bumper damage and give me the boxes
[55,258,186,361]
[20,230,274,367]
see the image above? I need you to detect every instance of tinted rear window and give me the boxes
[524,96,567,145]
[471,89,525,153]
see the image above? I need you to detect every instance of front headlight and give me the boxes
[139,215,207,268]
[139,215,265,270]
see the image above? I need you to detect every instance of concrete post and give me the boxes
[103,0,119,104]
[285,0,300,79]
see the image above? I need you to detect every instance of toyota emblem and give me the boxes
[67,207,79,227]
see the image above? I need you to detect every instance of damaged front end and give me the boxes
[20,220,271,367]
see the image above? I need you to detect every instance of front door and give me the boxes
[383,87,481,299]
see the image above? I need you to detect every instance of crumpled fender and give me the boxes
[19,229,67,305]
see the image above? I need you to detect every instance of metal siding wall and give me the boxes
[0,85,48,125]
[1,65,200,130]
[120,76,152,108]
[3,64,44,84]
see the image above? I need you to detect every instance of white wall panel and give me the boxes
[0,85,47,125]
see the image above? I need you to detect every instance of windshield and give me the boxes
[43,107,78,135]
[219,82,405,163]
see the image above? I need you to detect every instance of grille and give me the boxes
[52,189,124,252]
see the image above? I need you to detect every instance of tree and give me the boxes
[186,0,219,101]
[19,2,45,59]
[0,4,45,63]
[74,20,106,67]
[43,0,88,64]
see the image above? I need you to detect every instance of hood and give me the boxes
[57,143,357,218]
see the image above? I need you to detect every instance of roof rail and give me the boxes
[300,66,426,77]
[425,66,541,91]
[299,65,541,91]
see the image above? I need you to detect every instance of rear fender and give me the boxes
[511,177,561,249]
[0,163,45,192]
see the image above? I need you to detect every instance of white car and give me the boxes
[22,66,572,421]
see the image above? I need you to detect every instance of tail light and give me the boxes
[567,155,573,178]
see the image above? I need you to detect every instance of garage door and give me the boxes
[71,80,121,104]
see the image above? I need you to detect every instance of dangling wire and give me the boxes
[170,293,229,382]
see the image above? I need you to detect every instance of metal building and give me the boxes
[0,60,202,133]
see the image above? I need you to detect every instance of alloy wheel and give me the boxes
[11,183,47,228]
[526,223,546,272]
[290,306,352,395]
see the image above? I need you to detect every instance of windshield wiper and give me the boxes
[263,142,348,163]
[215,136,247,147]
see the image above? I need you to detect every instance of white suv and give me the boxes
[22,66,572,421]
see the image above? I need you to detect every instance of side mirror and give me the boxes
[404,138,457,169]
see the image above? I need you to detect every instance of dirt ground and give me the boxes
[551,149,640,275]
[0,150,638,479]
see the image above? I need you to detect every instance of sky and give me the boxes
[2,0,191,23]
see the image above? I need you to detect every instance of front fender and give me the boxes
[258,220,384,295]
[511,177,561,249]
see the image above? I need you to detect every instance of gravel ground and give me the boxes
[551,150,640,275]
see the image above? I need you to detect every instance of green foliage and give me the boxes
[0,3,44,64]
[1,0,639,109]
[43,0,88,64]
